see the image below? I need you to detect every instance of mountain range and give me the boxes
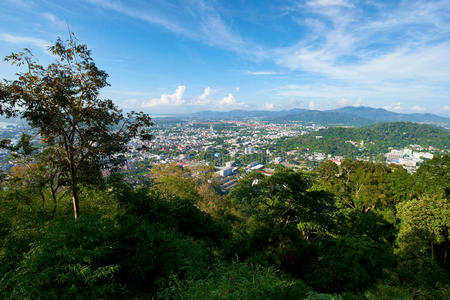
[189,106,450,128]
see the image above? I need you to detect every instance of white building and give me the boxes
[413,152,433,160]
[225,161,236,168]
[245,146,255,154]
[385,149,403,161]
[219,167,233,177]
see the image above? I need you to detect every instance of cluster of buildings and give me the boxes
[385,148,434,172]
[139,120,316,165]
[0,118,446,188]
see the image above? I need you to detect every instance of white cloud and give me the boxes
[411,105,425,112]
[5,0,29,7]
[193,86,212,105]
[273,0,450,104]
[85,0,249,54]
[141,85,186,108]
[262,103,275,110]
[199,86,211,100]
[335,98,362,107]
[444,105,450,111]
[219,93,236,106]
[281,98,304,109]
[236,87,240,92]
[246,70,280,75]
[83,0,449,114]
[307,0,353,8]
[308,101,315,110]
[218,93,247,109]
[272,82,449,112]
[0,33,50,50]
[383,103,401,111]
[42,12,66,28]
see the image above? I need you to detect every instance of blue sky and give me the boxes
[1,0,450,116]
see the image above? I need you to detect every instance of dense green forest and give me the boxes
[278,122,450,158]
[0,38,449,299]
[0,157,449,299]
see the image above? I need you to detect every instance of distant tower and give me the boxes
[210,124,214,131]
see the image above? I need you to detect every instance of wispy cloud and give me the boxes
[335,98,363,107]
[84,0,252,54]
[84,0,450,95]
[85,0,192,37]
[245,70,281,75]
[0,33,50,50]
[274,0,450,86]
[10,0,445,114]
[281,98,304,109]
[261,103,275,110]
[383,103,402,111]
[411,105,425,112]
[42,12,66,28]
[5,0,29,7]
[269,80,450,114]
[307,0,353,8]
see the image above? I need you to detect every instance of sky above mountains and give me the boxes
[1,0,450,116]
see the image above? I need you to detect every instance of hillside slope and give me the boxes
[280,122,450,158]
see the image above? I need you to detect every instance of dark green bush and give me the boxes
[3,216,125,299]
[306,235,394,292]
[159,261,310,300]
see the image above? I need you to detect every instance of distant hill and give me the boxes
[273,110,373,126]
[189,106,449,128]
[190,108,373,126]
[191,108,309,120]
[280,122,450,158]
[332,106,450,127]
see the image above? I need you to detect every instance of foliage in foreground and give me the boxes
[1,156,449,299]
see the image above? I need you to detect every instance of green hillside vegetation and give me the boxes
[272,110,374,126]
[0,38,449,299]
[279,122,450,159]
[0,158,449,299]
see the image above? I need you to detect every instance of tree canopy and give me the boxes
[0,36,153,218]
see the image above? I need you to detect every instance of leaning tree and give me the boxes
[0,35,153,219]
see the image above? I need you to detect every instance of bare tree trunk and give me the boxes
[51,187,58,217]
[71,179,79,219]
[70,161,80,219]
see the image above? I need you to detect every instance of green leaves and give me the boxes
[161,261,310,300]
[397,196,450,261]
[412,155,450,199]
[1,35,154,218]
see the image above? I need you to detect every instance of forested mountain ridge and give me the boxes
[279,122,450,158]
[191,109,374,126]
[190,106,450,127]
[334,106,450,125]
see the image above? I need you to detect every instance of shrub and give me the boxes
[159,261,310,300]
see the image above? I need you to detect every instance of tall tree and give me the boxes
[0,36,153,219]
[412,155,449,199]
[397,196,449,264]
